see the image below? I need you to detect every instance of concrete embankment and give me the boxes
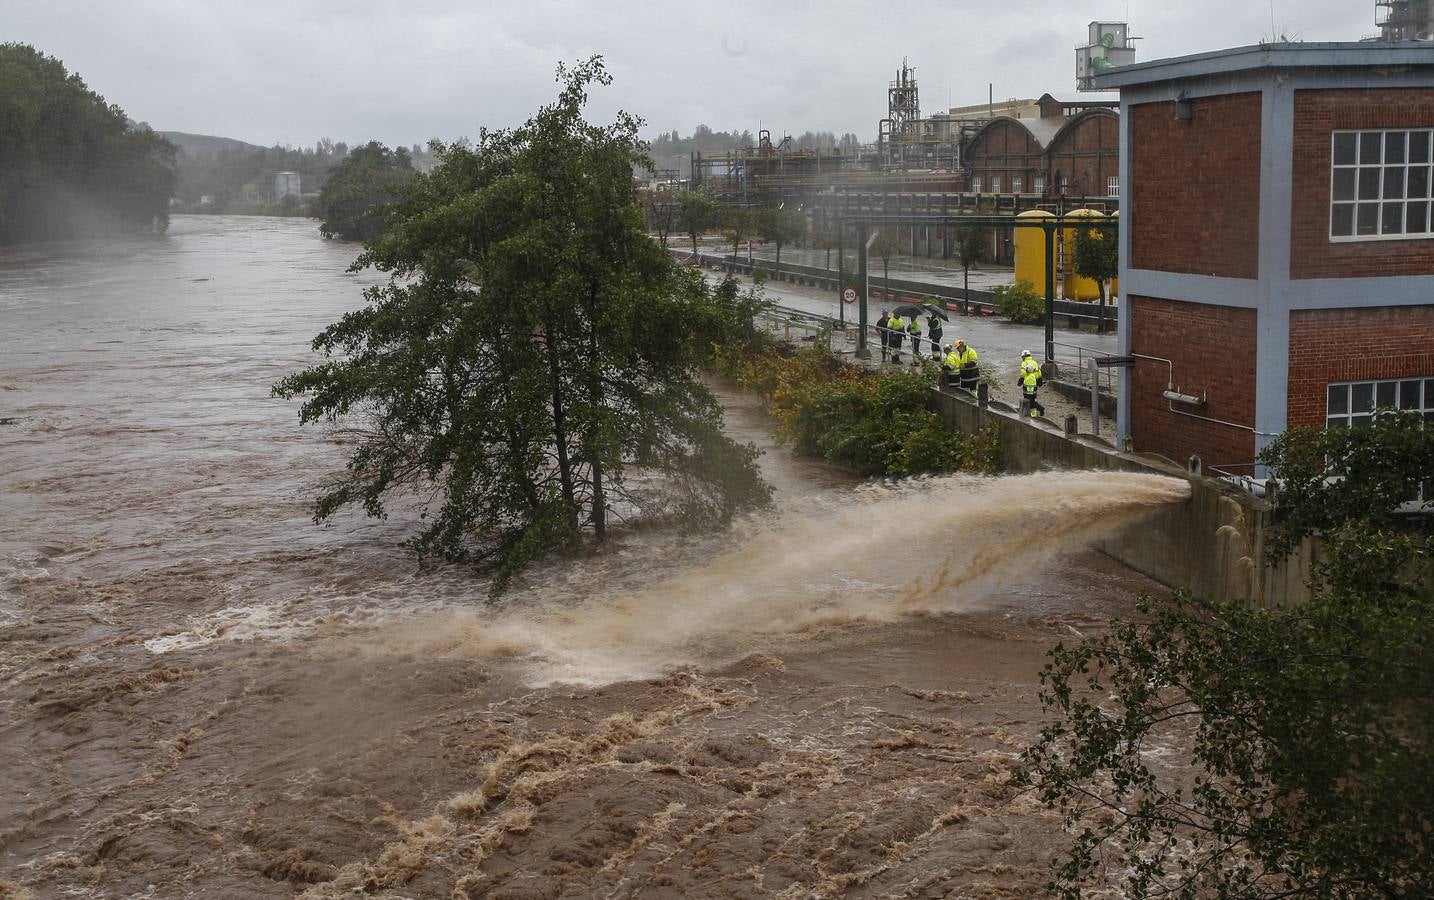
[929,389,1313,608]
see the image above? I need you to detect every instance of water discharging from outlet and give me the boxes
[382,470,1191,686]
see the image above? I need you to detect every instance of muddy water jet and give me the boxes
[377,471,1190,685]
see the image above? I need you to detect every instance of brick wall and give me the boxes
[1130,94,1263,277]
[1291,88,1434,279]
[1129,295,1258,465]
[1287,305,1434,426]
[968,120,1042,187]
[1049,112,1119,198]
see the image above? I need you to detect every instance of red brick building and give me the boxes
[1095,44,1434,472]
[964,94,1120,200]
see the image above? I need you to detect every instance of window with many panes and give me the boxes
[1012,176,1023,193]
[1327,378,1434,503]
[991,175,1002,193]
[1106,175,1120,196]
[1034,175,1046,194]
[971,176,982,192]
[1326,377,1434,429]
[1330,129,1433,240]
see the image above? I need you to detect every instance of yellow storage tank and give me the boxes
[1013,210,1055,291]
[1061,208,1106,301]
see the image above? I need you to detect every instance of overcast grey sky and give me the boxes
[10,0,1371,148]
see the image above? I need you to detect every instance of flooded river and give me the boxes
[0,216,1186,897]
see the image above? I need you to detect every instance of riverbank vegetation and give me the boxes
[274,59,771,596]
[715,338,1000,477]
[315,142,417,241]
[0,43,176,243]
[1021,411,1433,898]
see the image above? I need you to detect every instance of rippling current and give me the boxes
[0,215,1188,897]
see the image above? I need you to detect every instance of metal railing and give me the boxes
[1050,340,1117,394]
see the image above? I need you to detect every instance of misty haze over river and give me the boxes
[0,216,1188,896]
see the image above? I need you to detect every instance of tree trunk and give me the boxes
[775,241,782,270]
[542,318,577,510]
[882,258,890,300]
[963,265,971,315]
[583,283,607,542]
[691,230,698,259]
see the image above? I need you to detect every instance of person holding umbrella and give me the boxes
[905,315,922,365]
[926,310,944,359]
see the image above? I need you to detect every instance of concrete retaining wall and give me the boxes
[930,389,1312,607]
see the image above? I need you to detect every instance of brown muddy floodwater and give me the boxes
[0,216,1188,898]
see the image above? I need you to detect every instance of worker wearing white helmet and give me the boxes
[1018,351,1045,417]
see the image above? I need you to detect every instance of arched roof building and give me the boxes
[964,96,1119,201]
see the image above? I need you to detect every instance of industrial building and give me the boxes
[1094,42,1434,475]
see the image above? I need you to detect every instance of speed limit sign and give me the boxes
[842,287,857,304]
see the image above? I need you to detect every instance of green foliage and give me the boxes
[730,344,999,477]
[0,43,176,243]
[1258,411,1434,557]
[1019,412,1434,898]
[675,188,717,257]
[992,280,1044,324]
[315,142,416,242]
[1071,221,1119,292]
[274,58,771,597]
[722,206,757,260]
[758,207,807,267]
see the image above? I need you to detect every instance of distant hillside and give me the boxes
[160,131,264,159]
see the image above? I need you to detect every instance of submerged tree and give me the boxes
[1019,411,1434,898]
[758,207,807,270]
[274,58,770,595]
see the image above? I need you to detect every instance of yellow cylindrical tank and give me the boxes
[1109,210,1119,301]
[1013,210,1055,291]
[1061,208,1106,301]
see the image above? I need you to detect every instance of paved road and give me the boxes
[706,270,1119,434]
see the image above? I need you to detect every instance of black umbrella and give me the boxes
[894,302,949,321]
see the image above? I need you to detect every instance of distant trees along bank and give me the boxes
[0,43,176,244]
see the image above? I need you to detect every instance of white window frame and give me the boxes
[1106,175,1120,197]
[1012,176,1024,193]
[991,175,1002,193]
[971,176,982,193]
[1326,377,1434,506]
[1329,129,1434,242]
[1326,377,1434,429]
[1034,175,1046,194]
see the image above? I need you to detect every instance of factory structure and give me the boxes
[668,5,1433,478]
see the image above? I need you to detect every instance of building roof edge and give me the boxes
[1092,41,1434,89]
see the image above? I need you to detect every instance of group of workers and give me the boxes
[873,309,944,365]
[871,308,1047,417]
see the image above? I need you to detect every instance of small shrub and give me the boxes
[993,280,1044,324]
[725,344,1000,477]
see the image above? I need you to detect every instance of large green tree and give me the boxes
[1073,222,1119,333]
[1019,411,1434,898]
[674,187,716,258]
[0,43,175,243]
[314,141,415,241]
[274,58,770,595]
[758,207,807,270]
